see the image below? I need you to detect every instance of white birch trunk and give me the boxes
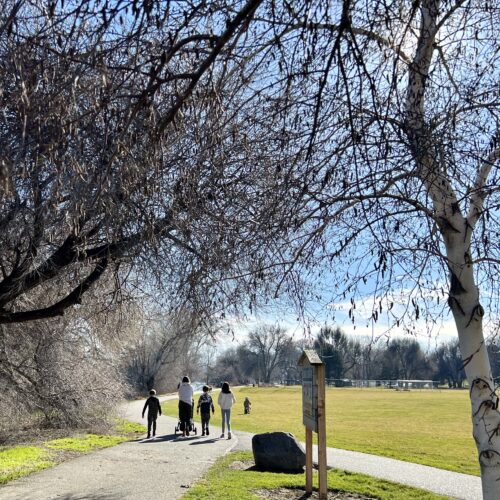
[405,1,500,494]
[444,230,500,499]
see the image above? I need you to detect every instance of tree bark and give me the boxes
[405,1,500,493]
[445,230,500,499]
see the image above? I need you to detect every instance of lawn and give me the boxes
[181,451,451,500]
[162,386,478,476]
[0,418,146,484]
[0,446,54,484]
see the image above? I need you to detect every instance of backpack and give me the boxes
[199,393,212,413]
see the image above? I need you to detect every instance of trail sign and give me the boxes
[301,359,319,431]
[298,349,327,499]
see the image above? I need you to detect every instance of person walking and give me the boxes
[178,376,194,437]
[196,385,215,436]
[142,389,162,438]
[217,382,236,439]
[243,397,251,414]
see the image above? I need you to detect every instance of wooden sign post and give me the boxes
[298,350,327,499]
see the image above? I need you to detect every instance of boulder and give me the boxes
[252,432,306,472]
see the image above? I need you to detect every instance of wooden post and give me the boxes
[317,363,327,500]
[298,350,328,498]
[305,427,313,493]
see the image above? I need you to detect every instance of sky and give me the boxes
[219,292,462,354]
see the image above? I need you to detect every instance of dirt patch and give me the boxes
[0,427,78,447]
[229,460,253,470]
[253,488,374,499]
[0,421,116,447]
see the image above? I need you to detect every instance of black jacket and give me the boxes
[142,396,162,418]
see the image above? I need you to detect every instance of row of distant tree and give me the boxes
[210,325,500,389]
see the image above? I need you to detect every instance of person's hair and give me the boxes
[182,376,190,383]
[221,382,231,394]
[202,385,209,392]
[149,389,156,395]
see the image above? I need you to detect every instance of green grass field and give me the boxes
[181,451,451,500]
[162,386,478,476]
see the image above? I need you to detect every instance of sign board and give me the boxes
[302,366,318,432]
[298,349,323,432]
[298,349,327,499]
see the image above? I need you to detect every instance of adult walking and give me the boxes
[217,382,236,439]
[178,376,194,437]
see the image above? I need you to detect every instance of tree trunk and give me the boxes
[445,232,500,498]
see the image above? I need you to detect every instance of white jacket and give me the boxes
[218,391,236,410]
[178,382,194,404]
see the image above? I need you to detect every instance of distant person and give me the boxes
[217,382,236,439]
[196,385,215,436]
[178,376,194,437]
[142,389,162,438]
[243,397,251,414]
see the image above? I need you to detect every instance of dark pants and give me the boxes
[147,415,157,436]
[200,412,211,432]
[179,400,192,431]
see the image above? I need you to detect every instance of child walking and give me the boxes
[142,389,162,438]
[217,382,236,439]
[244,397,251,414]
[196,385,215,436]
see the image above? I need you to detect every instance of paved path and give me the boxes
[0,395,483,500]
[0,395,235,500]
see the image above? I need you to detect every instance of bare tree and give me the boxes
[432,339,466,388]
[314,326,363,380]
[211,347,247,385]
[0,0,266,325]
[218,0,499,492]
[247,325,293,384]
[122,309,211,393]
[0,299,128,432]
[1,1,499,490]
[380,338,432,381]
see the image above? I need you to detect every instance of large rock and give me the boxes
[252,432,306,472]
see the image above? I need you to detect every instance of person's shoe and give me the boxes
[186,431,190,436]
[202,431,205,436]
[153,433,156,437]
[182,431,186,437]
[228,432,232,440]
[206,428,210,436]
[220,433,224,438]
[147,434,151,439]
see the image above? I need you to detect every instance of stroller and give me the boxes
[175,399,197,436]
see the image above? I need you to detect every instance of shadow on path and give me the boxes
[57,495,122,500]
[189,438,219,445]
[135,434,178,443]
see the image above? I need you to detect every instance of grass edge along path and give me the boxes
[181,451,452,500]
[0,418,146,485]
[162,386,478,476]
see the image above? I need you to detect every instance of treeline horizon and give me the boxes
[209,325,500,389]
